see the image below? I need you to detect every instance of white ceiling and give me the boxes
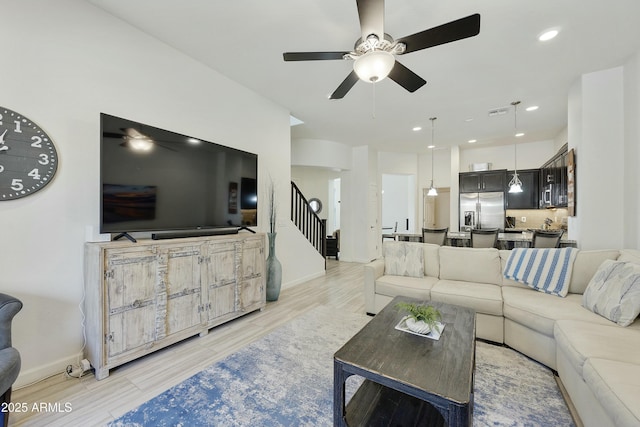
[88,0,640,153]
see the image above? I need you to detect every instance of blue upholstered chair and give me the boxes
[0,293,22,427]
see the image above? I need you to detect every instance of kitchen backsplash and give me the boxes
[506,208,568,230]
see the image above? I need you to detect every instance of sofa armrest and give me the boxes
[364,259,385,314]
[0,293,23,350]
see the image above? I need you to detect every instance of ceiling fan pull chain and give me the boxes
[372,82,376,119]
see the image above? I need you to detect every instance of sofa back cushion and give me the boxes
[618,249,640,265]
[439,246,502,285]
[569,250,620,294]
[499,250,529,288]
[423,243,440,277]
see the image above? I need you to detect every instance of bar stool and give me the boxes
[422,227,449,246]
[531,229,564,248]
[470,228,499,248]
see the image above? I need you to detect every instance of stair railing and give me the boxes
[291,181,326,258]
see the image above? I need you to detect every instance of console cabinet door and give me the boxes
[203,241,238,322]
[162,244,203,337]
[240,237,265,311]
[105,248,159,358]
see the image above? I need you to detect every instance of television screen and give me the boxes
[100,113,258,234]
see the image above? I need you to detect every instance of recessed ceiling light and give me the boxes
[468,139,477,143]
[515,132,525,137]
[427,144,435,149]
[413,126,422,131]
[464,118,474,122]
[539,29,559,42]
[526,105,539,112]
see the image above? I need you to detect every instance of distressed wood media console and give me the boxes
[83,233,266,380]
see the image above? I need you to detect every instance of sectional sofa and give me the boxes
[364,242,640,427]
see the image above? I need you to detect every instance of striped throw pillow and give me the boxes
[503,248,579,297]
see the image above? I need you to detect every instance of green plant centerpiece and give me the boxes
[396,302,442,335]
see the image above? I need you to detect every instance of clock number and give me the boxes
[31,136,42,148]
[28,168,41,180]
[14,120,22,133]
[11,179,23,191]
[38,153,49,165]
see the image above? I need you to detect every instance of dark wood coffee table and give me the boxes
[334,296,476,426]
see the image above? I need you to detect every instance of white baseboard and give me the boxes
[282,270,325,290]
[14,353,83,389]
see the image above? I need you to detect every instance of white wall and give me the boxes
[569,67,626,249]
[1,0,320,387]
[291,138,352,170]
[623,52,640,249]
[459,140,556,171]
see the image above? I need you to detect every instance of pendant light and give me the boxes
[508,101,523,193]
[427,117,438,197]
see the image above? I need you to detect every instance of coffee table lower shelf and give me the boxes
[346,379,449,427]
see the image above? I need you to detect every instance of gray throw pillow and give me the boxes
[582,259,640,327]
[383,241,424,278]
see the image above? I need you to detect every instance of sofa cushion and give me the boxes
[583,358,640,427]
[502,287,613,337]
[376,275,438,300]
[430,280,503,316]
[499,250,529,288]
[383,241,424,278]
[618,249,640,265]
[422,243,440,278]
[503,248,578,297]
[554,319,640,374]
[439,246,502,285]
[582,259,640,326]
[569,249,620,294]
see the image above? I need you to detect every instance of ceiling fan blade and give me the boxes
[329,71,360,99]
[283,52,350,61]
[103,131,125,139]
[396,13,480,55]
[356,0,385,41]
[388,61,426,93]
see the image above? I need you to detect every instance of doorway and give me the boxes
[382,174,416,234]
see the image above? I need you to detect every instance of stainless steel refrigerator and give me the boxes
[459,192,505,231]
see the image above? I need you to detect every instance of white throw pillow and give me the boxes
[582,259,640,327]
[383,241,424,278]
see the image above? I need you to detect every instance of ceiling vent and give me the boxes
[488,107,509,117]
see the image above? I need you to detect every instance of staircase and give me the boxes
[291,181,326,259]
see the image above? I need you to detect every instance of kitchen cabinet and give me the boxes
[540,144,568,208]
[459,170,506,193]
[84,233,265,380]
[506,169,540,209]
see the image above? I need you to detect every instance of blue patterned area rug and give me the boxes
[110,306,575,427]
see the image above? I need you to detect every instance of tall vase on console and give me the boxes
[266,232,282,301]
[265,177,281,301]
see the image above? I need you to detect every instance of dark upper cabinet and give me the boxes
[506,169,539,209]
[540,144,568,208]
[459,170,506,193]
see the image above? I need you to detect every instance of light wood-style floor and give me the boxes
[11,260,364,426]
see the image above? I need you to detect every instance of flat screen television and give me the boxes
[100,113,258,235]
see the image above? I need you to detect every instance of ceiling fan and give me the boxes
[103,128,177,152]
[283,0,480,99]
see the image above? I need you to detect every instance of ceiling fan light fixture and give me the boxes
[353,50,395,83]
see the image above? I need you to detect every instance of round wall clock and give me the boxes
[0,107,58,200]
